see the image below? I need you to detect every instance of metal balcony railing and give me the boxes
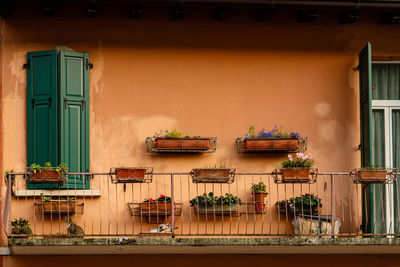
[2,170,398,238]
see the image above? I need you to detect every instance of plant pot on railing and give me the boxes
[273,153,317,184]
[275,194,322,216]
[11,218,32,238]
[191,168,235,183]
[27,162,67,184]
[194,204,238,215]
[38,199,79,215]
[350,168,397,184]
[111,167,153,183]
[252,192,268,213]
[190,192,242,216]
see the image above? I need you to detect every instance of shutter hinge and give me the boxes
[85,59,93,70]
[81,99,86,110]
[64,98,68,109]
[31,98,35,109]
[358,144,361,150]
[23,59,31,70]
[354,65,360,71]
[48,97,52,108]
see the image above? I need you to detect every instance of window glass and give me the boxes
[372,64,400,100]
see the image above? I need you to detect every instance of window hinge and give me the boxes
[85,59,93,70]
[23,59,31,70]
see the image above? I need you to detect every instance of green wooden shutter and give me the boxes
[59,51,90,189]
[359,43,384,234]
[27,50,58,189]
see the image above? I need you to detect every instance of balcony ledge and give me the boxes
[8,237,400,255]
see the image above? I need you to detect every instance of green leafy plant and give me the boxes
[29,162,67,175]
[5,169,15,182]
[276,193,322,212]
[11,218,32,235]
[281,153,314,168]
[40,194,75,202]
[244,125,301,139]
[251,181,267,193]
[190,192,242,207]
[153,128,204,139]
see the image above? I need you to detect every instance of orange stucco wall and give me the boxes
[2,6,400,257]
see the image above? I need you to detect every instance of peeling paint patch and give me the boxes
[319,120,339,142]
[8,51,27,98]
[314,102,331,117]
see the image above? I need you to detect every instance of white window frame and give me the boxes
[372,61,400,234]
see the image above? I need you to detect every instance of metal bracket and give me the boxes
[85,59,93,70]
[23,59,31,70]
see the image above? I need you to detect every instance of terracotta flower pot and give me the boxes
[155,138,211,149]
[252,191,268,213]
[357,169,387,183]
[244,138,300,150]
[115,168,146,181]
[281,168,311,183]
[30,170,65,184]
[191,168,232,183]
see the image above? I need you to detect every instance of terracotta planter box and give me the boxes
[252,192,268,213]
[244,138,300,150]
[192,168,232,183]
[195,204,238,214]
[357,169,388,183]
[276,204,320,216]
[139,202,174,213]
[39,200,77,215]
[115,168,146,182]
[30,170,65,184]
[155,138,211,149]
[281,168,311,183]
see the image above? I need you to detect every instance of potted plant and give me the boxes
[190,192,242,214]
[11,218,32,238]
[275,193,322,216]
[140,195,174,213]
[251,181,268,213]
[191,163,235,183]
[350,167,396,183]
[242,125,304,151]
[111,166,152,183]
[153,129,212,150]
[276,152,316,183]
[39,195,78,215]
[28,162,67,184]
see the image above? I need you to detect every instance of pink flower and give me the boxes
[288,154,293,161]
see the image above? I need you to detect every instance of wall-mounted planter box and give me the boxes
[236,137,307,153]
[128,202,183,224]
[276,204,320,216]
[27,168,67,184]
[145,137,217,153]
[350,168,397,184]
[191,168,235,183]
[273,168,318,184]
[110,167,153,184]
[194,204,239,216]
[35,200,83,215]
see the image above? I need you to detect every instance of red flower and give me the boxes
[149,198,154,202]
[160,195,165,197]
